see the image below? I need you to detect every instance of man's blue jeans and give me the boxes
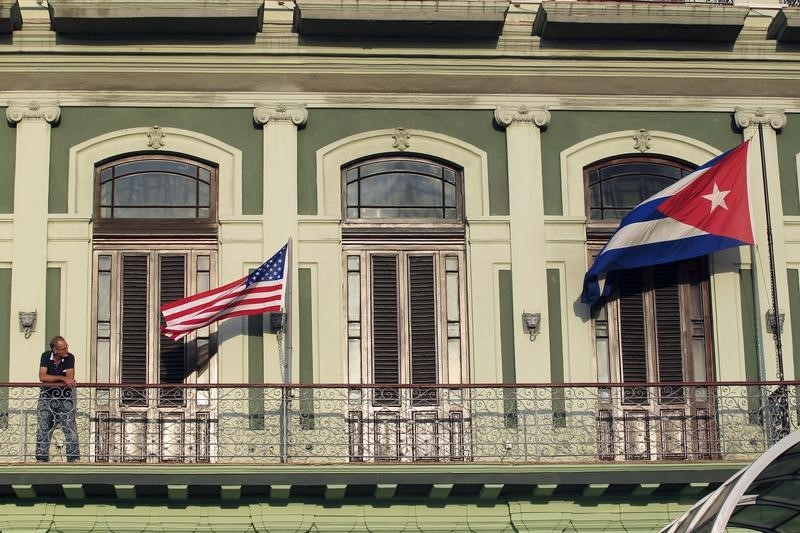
[35,395,80,462]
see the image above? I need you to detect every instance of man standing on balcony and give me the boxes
[35,335,80,462]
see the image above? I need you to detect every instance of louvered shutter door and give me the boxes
[654,264,683,383]
[618,270,648,404]
[371,256,400,385]
[408,256,437,385]
[121,255,148,384]
[159,255,186,385]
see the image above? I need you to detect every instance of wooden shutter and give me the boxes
[371,256,400,385]
[654,264,683,384]
[121,255,148,385]
[618,270,647,405]
[159,255,186,386]
[408,256,437,385]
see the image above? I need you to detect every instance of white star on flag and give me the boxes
[701,183,731,212]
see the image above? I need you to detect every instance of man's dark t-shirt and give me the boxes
[40,351,75,399]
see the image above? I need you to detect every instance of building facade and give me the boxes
[0,0,799,530]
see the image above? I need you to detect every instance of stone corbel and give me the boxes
[734,107,787,131]
[253,104,308,127]
[6,102,61,125]
[494,105,551,129]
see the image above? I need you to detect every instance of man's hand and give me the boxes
[61,376,78,388]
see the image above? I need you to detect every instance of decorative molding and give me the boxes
[633,129,651,153]
[6,102,61,124]
[494,106,551,129]
[146,126,166,149]
[391,127,411,151]
[734,108,787,131]
[253,104,308,127]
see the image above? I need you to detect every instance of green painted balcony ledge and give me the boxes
[0,0,20,33]
[533,1,749,43]
[0,462,746,502]
[293,0,509,39]
[47,0,264,35]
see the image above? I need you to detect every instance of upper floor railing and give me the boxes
[2,381,795,464]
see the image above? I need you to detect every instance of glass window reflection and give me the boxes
[344,157,461,221]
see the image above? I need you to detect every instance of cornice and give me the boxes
[734,107,787,130]
[5,93,800,114]
[5,101,60,124]
[253,104,308,126]
[494,106,550,129]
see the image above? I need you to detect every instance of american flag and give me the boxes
[161,244,288,341]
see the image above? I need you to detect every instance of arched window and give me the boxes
[91,153,218,462]
[585,155,715,462]
[343,156,462,222]
[341,155,468,462]
[94,154,217,236]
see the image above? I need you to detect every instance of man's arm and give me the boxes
[39,366,77,387]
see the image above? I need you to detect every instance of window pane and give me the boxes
[198,183,209,207]
[346,183,358,207]
[115,159,197,178]
[198,167,211,183]
[444,183,456,206]
[114,207,198,219]
[100,168,113,183]
[360,160,441,178]
[360,207,443,219]
[100,183,112,206]
[359,174,442,207]
[113,174,198,207]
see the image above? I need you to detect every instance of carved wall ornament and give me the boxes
[253,104,308,127]
[6,101,61,124]
[146,126,166,149]
[734,107,787,131]
[494,106,551,129]
[633,129,651,153]
[391,127,411,151]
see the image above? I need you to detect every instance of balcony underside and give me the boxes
[0,461,741,502]
[533,2,748,42]
[47,0,264,35]
[0,0,20,34]
[768,9,800,43]
[293,0,508,39]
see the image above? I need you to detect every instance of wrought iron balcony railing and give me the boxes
[0,381,795,464]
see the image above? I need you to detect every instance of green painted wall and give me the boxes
[739,268,761,421]
[499,270,516,384]
[298,269,313,385]
[546,269,564,384]
[0,269,10,382]
[777,117,800,215]
[541,111,740,215]
[48,108,263,214]
[788,269,800,380]
[247,313,264,429]
[0,109,15,214]
[297,109,509,215]
[45,268,61,352]
[298,268,314,429]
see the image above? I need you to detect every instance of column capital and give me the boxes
[734,107,786,131]
[494,106,550,129]
[253,104,308,127]
[6,101,61,125]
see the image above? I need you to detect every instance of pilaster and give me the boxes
[6,102,60,379]
[254,104,308,383]
[494,106,552,383]
[734,107,792,380]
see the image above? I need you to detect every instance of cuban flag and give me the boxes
[581,141,754,307]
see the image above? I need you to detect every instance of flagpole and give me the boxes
[280,237,293,463]
[757,123,785,381]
